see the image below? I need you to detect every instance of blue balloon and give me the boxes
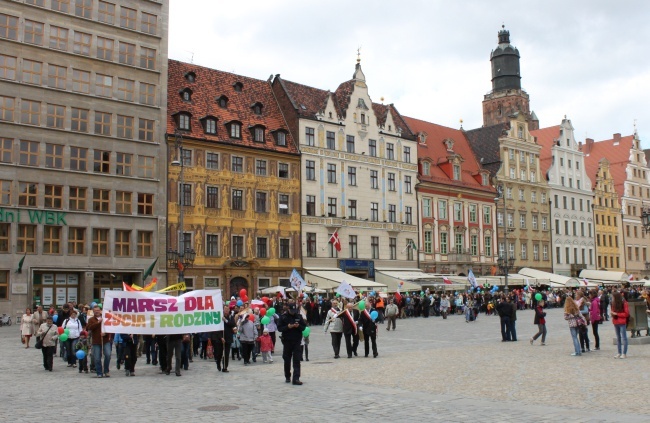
[406,297,411,303]
[52,314,58,323]
[90,302,97,308]
[370,291,376,297]
[494,286,499,291]
[76,350,86,360]
[236,300,243,307]
[370,311,379,321]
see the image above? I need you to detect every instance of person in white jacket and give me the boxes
[62,310,83,368]
[323,299,343,359]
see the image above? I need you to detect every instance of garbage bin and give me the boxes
[626,298,649,335]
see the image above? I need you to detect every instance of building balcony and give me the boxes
[447,252,473,263]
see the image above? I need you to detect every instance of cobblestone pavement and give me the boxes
[2,308,648,422]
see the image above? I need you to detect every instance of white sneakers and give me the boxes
[614,354,627,359]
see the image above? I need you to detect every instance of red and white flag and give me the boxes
[443,276,452,285]
[329,230,342,252]
[581,278,589,286]
[628,274,634,282]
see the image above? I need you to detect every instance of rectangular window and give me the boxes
[405,206,413,225]
[278,163,289,179]
[279,194,289,215]
[140,82,155,105]
[92,228,109,256]
[403,146,411,163]
[51,0,70,12]
[137,155,154,178]
[116,152,132,176]
[471,234,478,256]
[118,42,136,65]
[256,192,267,213]
[483,206,491,224]
[254,159,266,176]
[455,233,464,254]
[370,236,379,259]
[0,13,18,40]
[17,224,37,253]
[117,78,136,102]
[543,245,549,261]
[98,1,115,24]
[206,153,219,170]
[280,238,290,259]
[424,230,433,254]
[180,184,191,207]
[231,156,243,172]
[0,180,12,205]
[93,189,110,212]
[68,187,86,211]
[348,166,357,186]
[140,47,156,70]
[49,26,68,50]
[73,31,91,55]
[16,183,36,209]
[348,199,357,219]
[115,191,131,214]
[542,216,548,231]
[70,146,87,171]
[44,184,63,209]
[533,244,539,261]
[253,127,264,142]
[75,0,92,18]
[68,227,85,255]
[232,189,243,210]
[346,135,355,153]
[305,127,315,146]
[388,173,395,191]
[520,213,526,229]
[532,215,538,230]
[137,193,153,215]
[138,118,154,142]
[454,203,462,221]
[0,54,16,80]
[22,60,42,85]
[453,164,461,180]
[19,140,39,166]
[484,235,492,257]
[46,104,65,129]
[440,232,448,255]
[136,231,153,258]
[327,164,336,183]
[521,243,527,260]
[21,100,41,125]
[93,150,110,173]
[96,74,113,97]
[97,37,114,60]
[45,143,64,169]
[370,202,378,221]
[349,235,358,258]
[141,12,157,34]
[206,186,219,208]
[306,195,315,216]
[327,197,337,217]
[0,96,14,121]
[115,230,131,257]
[306,233,316,257]
[369,139,377,157]
[469,204,477,223]
[423,198,431,218]
[24,20,44,45]
[203,234,219,257]
[405,176,412,193]
[439,200,448,220]
[71,69,90,93]
[326,131,335,149]
[120,7,137,29]
[519,188,525,201]
[305,160,315,180]
[388,204,396,222]
[389,237,397,260]
[507,213,514,228]
[256,238,267,259]
[117,115,134,139]
[95,112,112,135]
[370,170,378,189]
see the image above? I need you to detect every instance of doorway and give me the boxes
[229,277,248,299]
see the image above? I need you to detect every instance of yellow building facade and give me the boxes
[592,159,624,271]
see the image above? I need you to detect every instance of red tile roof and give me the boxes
[167,60,298,155]
[582,134,634,198]
[404,116,495,193]
[530,125,560,175]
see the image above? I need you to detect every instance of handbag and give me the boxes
[206,339,214,359]
[35,324,53,349]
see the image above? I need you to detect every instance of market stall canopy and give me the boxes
[374,269,431,292]
[519,268,580,287]
[259,285,321,294]
[305,270,387,291]
[481,273,551,287]
[579,270,629,284]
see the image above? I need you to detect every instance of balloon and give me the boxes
[76,350,86,360]
[335,293,341,297]
[267,307,276,317]
[90,302,97,308]
[494,286,499,291]
[64,328,70,335]
[248,314,255,322]
[239,289,247,298]
[57,327,64,335]
[420,291,425,296]
[524,286,528,291]
[302,326,311,337]
[261,296,270,304]
[52,314,58,323]
[261,316,270,325]
[241,295,249,303]
[236,300,243,307]
[399,281,404,286]
[259,308,267,317]
[97,303,102,309]
[59,333,68,342]
[370,311,379,321]
[357,300,366,311]
[535,293,542,301]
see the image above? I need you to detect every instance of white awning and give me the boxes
[519,268,580,287]
[374,269,433,292]
[579,270,629,283]
[305,271,387,291]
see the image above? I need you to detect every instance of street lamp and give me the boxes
[494,183,514,294]
[641,207,650,233]
[167,130,196,282]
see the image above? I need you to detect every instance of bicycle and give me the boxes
[0,314,12,327]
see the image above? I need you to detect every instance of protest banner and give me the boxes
[101,289,224,335]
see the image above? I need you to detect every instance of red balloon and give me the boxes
[248,314,255,322]
[57,327,64,335]
[241,295,249,303]
[261,296,269,303]
[239,289,247,298]
[259,308,267,316]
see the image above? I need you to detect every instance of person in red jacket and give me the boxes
[258,329,274,363]
[530,300,547,345]
[610,291,629,359]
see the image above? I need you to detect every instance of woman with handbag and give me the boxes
[589,290,602,351]
[21,308,34,348]
[36,316,59,371]
[611,291,629,359]
[564,297,585,356]
[574,291,591,353]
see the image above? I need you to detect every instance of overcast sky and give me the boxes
[169,0,650,147]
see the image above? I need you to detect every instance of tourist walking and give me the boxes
[21,308,34,348]
[530,300,546,345]
[496,296,512,341]
[440,295,450,319]
[324,300,343,358]
[385,299,398,330]
[36,316,58,371]
[589,290,602,350]
[359,301,378,358]
[62,310,83,368]
[610,291,629,359]
[86,306,112,377]
[564,297,586,356]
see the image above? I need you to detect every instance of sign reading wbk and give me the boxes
[102,290,224,335]
[0,208,67,225]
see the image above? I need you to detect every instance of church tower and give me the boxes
[482,26,539,129]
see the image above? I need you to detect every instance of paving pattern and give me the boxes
[2,308,649,422]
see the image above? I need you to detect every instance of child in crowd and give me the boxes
[75,330,89,373]
[258,328,274,363]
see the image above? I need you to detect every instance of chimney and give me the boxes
[613,133,621,145]
[585,137,594,154]
[578,141,583,151]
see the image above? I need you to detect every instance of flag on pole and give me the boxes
[467,269,477,289]
[142,258,158,280]
[443,276,452,285]
[329,230,342,252]
[16,253,26,273]
[628,274,634,282]
[277,287,286,298]
[407,239,418,250]
[290,269,306,293]
[581,278,589,286]
[336,280,356,299]
[525,278,531,288]
[177,261,185,273]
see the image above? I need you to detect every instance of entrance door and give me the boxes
[229,277,248,299]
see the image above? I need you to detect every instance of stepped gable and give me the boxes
[167,59,298,155]
[530,125,561,175]
[404,117,493,193]
[465,123,510,177]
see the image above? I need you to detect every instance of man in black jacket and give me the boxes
[277,299,306,385]
[359,302,378,358]
[342,303,358,358]
[210,305,236,372]
[496,296,512,342]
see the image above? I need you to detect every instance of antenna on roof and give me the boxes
[356,46,362,63]
[634,118,637,134]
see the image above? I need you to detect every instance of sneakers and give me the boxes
[541,343,546,346]
[614,354,621,359]
[529,338,534,345]
[620,354,627,359]
[570,353,581,356]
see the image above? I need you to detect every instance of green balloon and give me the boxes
[335,293,341,297]
[357,300,365,311]
[302,326,311,337]
[267,307,276,317]
[64,328,70,335]
[59,333,68,342]
[535,293,542,301]
[97,303,103,309]
[261,316,270,325]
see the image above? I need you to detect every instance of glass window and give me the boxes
[141,12,157,34]
[439,200,447,220]
[22,60,42,85]
[44,185,63,209]
[17,224,37,253]
[278,163,289,178]
[120,7,137,29]
[137,156,154,178]
[386,143,394,160]
[423,198,431,217]
[305,127,315,146]
[440,232,448,254]
[45,143,64,168]
[24,20,43,45]
[137,231,153,257]
[49,26,68,50]
[140,47,156,70]
[92,228,109,256]
[18,182,38,207]
[389,237,397,260]
[388,204,396,222]
[388,173,395,191]
[306,233,316,257]
[327,197,337,217]
[231,156,243,172]
[326,131,335,149]
[115,152,132,176]
[68,227,85,255]
[72,69,90,93]
[404,146,411,163]
[370,202,378,221]
[279,194,289,214]
[140,82,155,105]
[92,189,110,212]
[0,13,18,40]
[97,37,114,61]
[279,238,290,259]
[349,235,358,259]
[115,191,131,214]
[119,42,136,65]
[138,118,154,142]
[0,138,12,163]
[73,31,91,55]
[370,170,378,189]
[19,140,39,166]
[98,1,115,24]
[405,176,412,193]
[347,166,356,186]
[137,193,153,215]
[115,230,131,257]
[70,147,87,171]
[369,139,376,157]
[305,160,315,180]
[21,100,41,125]
[0,54,16,80]
[231,189,243,210]
[93,150,110,173]
[327,164,336,183]
[117,115,134,139]
[346,135,355,153]
[306,195,315,216]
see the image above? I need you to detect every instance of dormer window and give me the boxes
[177,113,191,131]
[251,102,263,115]
[217,95,228,108]
[453,164,461,180]
[180,88,192,102]
[422,162,430,176]
[233,82,243,92]
[481,173,489,186]
[275,131,287,147]
[251,125,265,143]
[419,132,428,144]
[360,113,366,124]
[517,125,524,139]
[329,112,333,119]
[185,72,196,83]
[227,121,241,139]
[388,125,392,131]
[201,116,217,135]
